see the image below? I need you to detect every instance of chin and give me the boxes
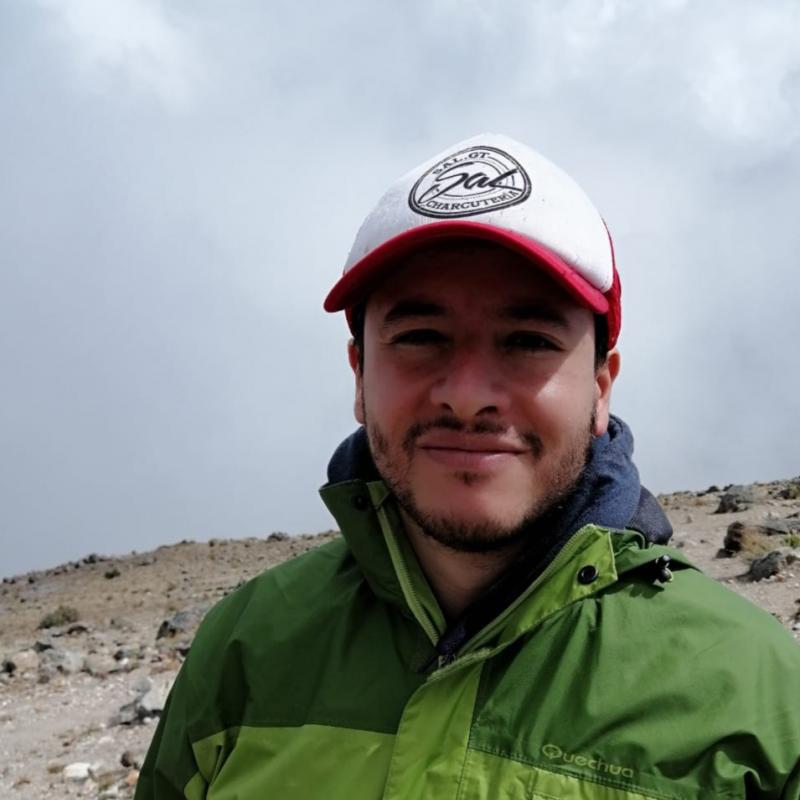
[413,483,530,531]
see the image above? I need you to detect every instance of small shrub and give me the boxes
[785,533,800,550]
[780,483,800,500]
[38,605,79,629]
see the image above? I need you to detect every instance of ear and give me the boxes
[592,348,621,436]
[347,339,365,425]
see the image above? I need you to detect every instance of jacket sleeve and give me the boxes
[134,662,209,800]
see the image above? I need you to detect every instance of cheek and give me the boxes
[362,362,423,432]
[516,368,597,434]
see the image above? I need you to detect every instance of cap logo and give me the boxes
[409,145,531,219]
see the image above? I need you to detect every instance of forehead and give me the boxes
[365,241,587,322]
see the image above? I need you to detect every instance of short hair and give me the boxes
[349,303,609,372]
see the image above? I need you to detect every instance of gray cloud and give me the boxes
[2,0,799,575]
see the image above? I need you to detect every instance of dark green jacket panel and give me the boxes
[470,562,800,798]
[136,660,208,799]
[181,536,431,736]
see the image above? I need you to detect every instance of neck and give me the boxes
[398,507,528,621]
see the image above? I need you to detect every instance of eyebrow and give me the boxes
[497,303,571,329]
[379,299,572,331]
[380,300,446,328]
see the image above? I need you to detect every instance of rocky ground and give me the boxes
[2,479,799,799]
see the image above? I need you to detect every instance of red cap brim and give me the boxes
[324,220,610,317]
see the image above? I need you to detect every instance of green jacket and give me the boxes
[136,479,800,799]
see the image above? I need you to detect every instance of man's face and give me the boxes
[348,242,619,552]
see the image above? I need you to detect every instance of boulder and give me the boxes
[723,521,790,555]
[749,550,793,581]
[156,608,205,640]
[139,679,171,716]
[39,647,85,676]
[714,485,754,514]
[112,674,174,725]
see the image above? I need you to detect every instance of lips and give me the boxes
[416,432,527,471]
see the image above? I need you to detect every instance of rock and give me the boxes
[2,649,39,676]
[84,654,117,678]
[132,674,154,694]
[104,567,121,579]
[65,622,89,636]
[113,674,174,725]
[156,608,205,640]
[749,550,792,582]
[125,769,141,787]
[723,521,790,554]
[120,750,139,769]
[714,486,754,514]
[140,678,172,716]
[111,703,138,726]
[113,644,143,662]
[39,647,85,676]
[63,762,92,782]
[268,531,290,541]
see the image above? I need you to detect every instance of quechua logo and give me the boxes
[409,145,531,218]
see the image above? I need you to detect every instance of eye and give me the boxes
[504,331,559,352]
[390,329,448,346]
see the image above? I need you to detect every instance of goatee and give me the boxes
[364,407,596,554]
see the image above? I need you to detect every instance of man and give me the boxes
[136,134,800,799]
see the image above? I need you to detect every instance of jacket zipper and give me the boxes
[431,527,605,679]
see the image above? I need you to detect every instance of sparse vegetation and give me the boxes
[37,604,79,629]
[780,482,800,500]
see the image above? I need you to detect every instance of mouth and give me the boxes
[416,433,527,471]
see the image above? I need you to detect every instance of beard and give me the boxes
[363,402,596,554]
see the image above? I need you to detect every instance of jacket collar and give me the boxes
[320,416,677,652]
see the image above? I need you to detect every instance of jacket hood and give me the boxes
[325,415,672,546]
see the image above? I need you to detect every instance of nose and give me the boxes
[428,345,510,420]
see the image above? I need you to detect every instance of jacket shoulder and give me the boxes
[614,550,800,660]
[188,536,354,662]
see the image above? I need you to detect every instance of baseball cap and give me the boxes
[324,133,621,349]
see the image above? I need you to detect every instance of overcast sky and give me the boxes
[2,0,799,576]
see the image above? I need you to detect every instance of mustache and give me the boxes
[402,415,543,458]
